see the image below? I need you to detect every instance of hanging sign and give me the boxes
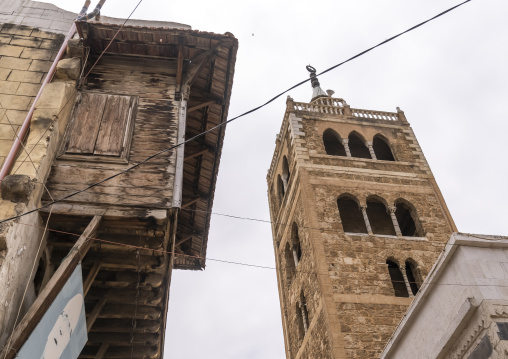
[16,264,88,359]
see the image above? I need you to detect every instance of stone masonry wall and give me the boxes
[0,23,65,168]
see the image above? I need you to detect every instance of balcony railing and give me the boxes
[351,108,398,121]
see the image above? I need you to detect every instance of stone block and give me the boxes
[7,69,43,84]
[66,39,84,59]
[0,80,20,94]
[28,59,52,72]
[2,110,27,126]
[39,38,62,51]
[0,56,32,71]
[55,58,81,81]
[20,47,52,61]
[20,16,52,29]
[0,174,33,204]
[9,35,42,48]
[0,68,11,81]
[16,82,40,97]
[0,124,16,140]
[0,24,32,37]
[0,94,31,110]
[30,29,62,40]
[35,82,75,110]
[0,139,14,156]
[0,34,12,44]
[0,44,24,57]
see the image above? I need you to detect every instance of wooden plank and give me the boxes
[67,93,108,154]
[94,342,109,359]
[0,215,103,359]
[175,37,184,92]
[172,100,186,208]
[94,95,132,156]
[83,262,102,296]
[184,149,209,162]
[87,297,107,331]
[187,100,216,113]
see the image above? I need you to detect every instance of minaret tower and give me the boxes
[266,66,456,359]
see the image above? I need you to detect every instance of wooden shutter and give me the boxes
[94,95,132,156]
[66,93,134,158]
[66,93,108,154]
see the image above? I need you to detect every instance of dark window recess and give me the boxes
[65,92,136,158]
[405,261,420,295]
[366,199,396,235]
[386,260,409,297]
[285,243,295,283]
[395,202,423,237]
[348,133,371,159]
[468,335,493,359]
[292,223,302,265]
[337,197,368,234]
[373,136,395,161]
[323,129,346,156]
[496,322,508,340]
[300,291,310,333]
[277,174,285,204]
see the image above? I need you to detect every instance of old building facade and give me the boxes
[266,68,457,358]
[0,1,237,358]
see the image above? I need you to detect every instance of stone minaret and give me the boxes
[266,66,456,359]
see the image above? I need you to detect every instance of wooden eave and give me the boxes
[76,22,238,271]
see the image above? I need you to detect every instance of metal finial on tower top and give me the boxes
[306,65,328,101]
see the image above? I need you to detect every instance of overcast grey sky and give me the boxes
[42,0,508,357]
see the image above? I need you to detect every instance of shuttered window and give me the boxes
[64,92,136,159]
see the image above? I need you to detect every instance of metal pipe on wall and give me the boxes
[0,0,106,180]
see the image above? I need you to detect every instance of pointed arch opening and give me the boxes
[348,132,371,159]
[284,242,295,284]
[337,195,367,234]
[395,199,424,237]
[277,174,285,205]
[282,156,290,189]
[291,222,302,266]
[386,260,409,297]
[405,260,421,296]
[373,135,395,161]
[323,129,346,156]
[297,290,309,335]
[366,197,395,235]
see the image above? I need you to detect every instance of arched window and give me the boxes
[395,200,424,237]
[348,132,371,159]
[386,260,409,297]
[405,260,421,296]
[337,195,367,234]
[366,197,396,235]
[291,223,302,266]
[323,129,346,156]
[277,174,285,205]
[282,156,290,190]
[373,135,395,161]
[297,291,309,336]
[284,243,296,283]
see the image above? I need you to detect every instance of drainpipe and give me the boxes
[0,0,101,181]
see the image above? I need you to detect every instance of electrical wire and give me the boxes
[0,0,472,224]
[14,220,508,288]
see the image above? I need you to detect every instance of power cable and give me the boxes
[0,0,472,225]
[13,220,508,288]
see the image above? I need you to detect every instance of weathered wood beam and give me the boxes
[181,197,201,209]
[99,304,161,320]
[184,149,210,162]
[90,319,160,333]
[87,297,107,331]
[189,87,224,103]
[175,236,193,247]
[187,100,217,113]
[79,345,158,359]
[86,289,163,306]
[94,342,109,359]
[175,36,184,92]
[88,333,159,346]
[84,262,102,296]
[0,215,103,359]
[183,42,229,88]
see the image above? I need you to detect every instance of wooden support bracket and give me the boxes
[0,214,103,359]
[94,342,109,359]
[87,297,107,331]
[83,262,102,296]
[187,100,217,113]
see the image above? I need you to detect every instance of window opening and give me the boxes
[337,196,368,233]
[366,198,396,235]
[299,291,309,333]
[291,223,302,266]
[386,260,409,297]
[405,261,420,295]
[373,135,395,161]
[395,201,423,237]
[282,156,290,191]
[277,175,285,205]
[348,132,371,159]
[323,129,346,156]
[284,243,296,283]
